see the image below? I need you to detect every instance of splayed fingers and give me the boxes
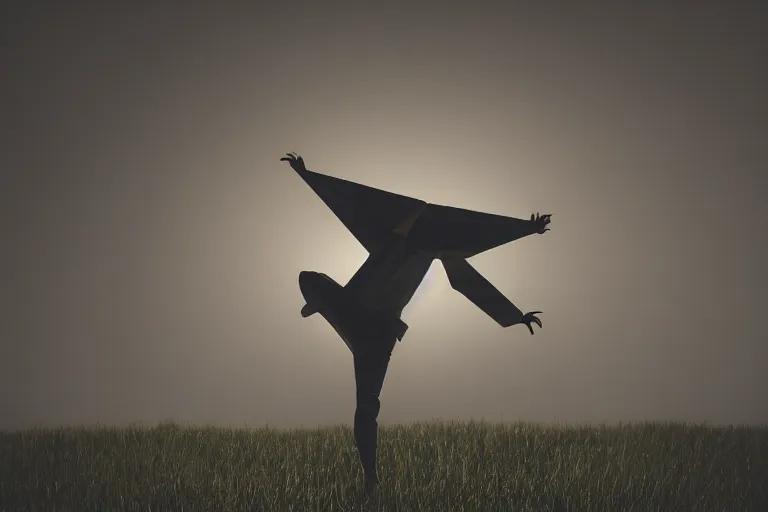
[280,152,306,172]
[520,311,543,335]
[529,213,552,234]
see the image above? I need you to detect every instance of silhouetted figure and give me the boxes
[281,153,551,492]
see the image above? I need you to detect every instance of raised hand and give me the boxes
[520,311,543,335]
[280,152,307,172]
[530,212,552,234]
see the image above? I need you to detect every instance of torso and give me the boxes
[344,239,435,317]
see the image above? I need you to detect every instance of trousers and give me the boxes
[352,335,396,484]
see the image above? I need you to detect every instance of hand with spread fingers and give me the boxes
[520,311,543,335]
[280,152,307,173]
[530,212,552,234]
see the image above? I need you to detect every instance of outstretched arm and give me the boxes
[442,257,544,334]
[279,152,430,255]
[405,205,552,259]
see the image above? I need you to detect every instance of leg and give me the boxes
[352,336,396,490]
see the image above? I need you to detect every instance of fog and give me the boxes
[2,2,766,429]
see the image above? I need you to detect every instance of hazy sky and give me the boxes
[2,2,766,430]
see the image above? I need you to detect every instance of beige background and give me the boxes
[2,2,766,429]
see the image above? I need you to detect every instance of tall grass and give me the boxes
[2,421,766,511]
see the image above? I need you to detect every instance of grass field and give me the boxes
[1,421,766,511]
